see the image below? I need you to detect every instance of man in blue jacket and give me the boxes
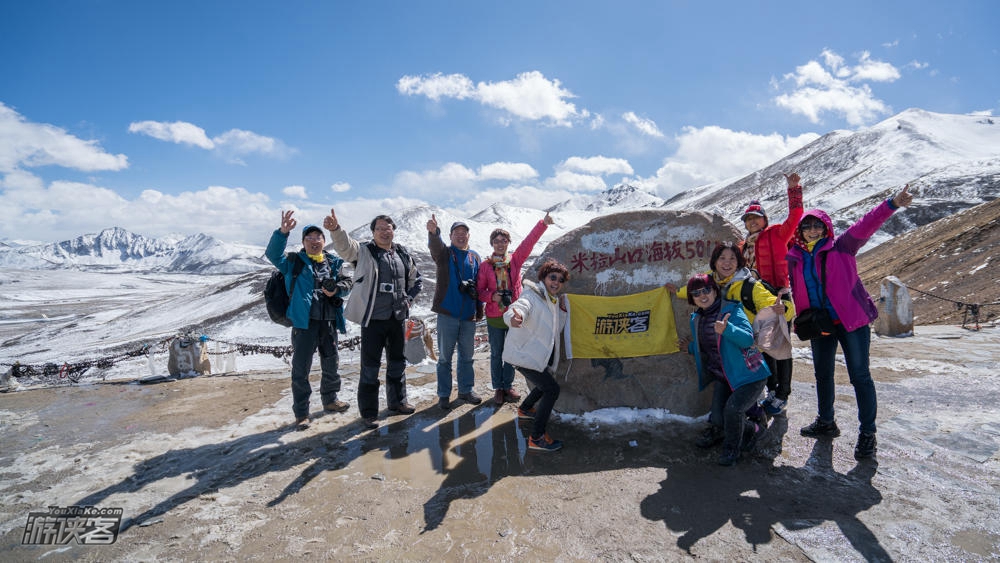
[266,210,353,428]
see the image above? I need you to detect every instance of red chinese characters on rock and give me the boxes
[569,239,722,273]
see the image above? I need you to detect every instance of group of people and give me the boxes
[680,174,913,466]
[265,173,914,461]
[265,207,568,452]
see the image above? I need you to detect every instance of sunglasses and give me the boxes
[546,274,566,284]
[800,221,826,231]
[690,287,714,297]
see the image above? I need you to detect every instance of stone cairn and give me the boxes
[523,209,743,416]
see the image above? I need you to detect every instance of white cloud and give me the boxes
[397,71,587,126]
[773,49,900,126]
[544,170,607,192]
[128,120,293,163]
[882,39,900,48]
[0,102,128,173]
[642,126,820,199]
[557,156,634,176]
[391,161,543,200]
[477,162,538,182]
[622,112,664,138]
[969,109,994,117]
[905,60,930,70]
[128,120,214,149]
[0,170,280,244]
[330,182,351,193]
[282,185,308,199]
[456,185,573,216]
[851,51,901,82]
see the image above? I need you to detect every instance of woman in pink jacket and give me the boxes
[786,185,913,460]
[477,212,553,405]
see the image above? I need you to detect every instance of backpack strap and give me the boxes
[740,278,758,315]
[287,252,307,296]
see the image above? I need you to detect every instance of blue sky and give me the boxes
[1,0,997,245]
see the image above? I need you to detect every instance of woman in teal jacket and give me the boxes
[684,273,770,466]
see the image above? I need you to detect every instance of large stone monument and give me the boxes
[526,209,743,417]
[874,275,914,337]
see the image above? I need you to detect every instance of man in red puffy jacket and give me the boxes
[739,172,803,416]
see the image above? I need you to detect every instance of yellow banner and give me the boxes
[564,288,678,359]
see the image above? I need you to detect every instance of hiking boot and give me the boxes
[528,433,563,452]
[800,417,841,438]
[717,447,740,466]
[438,396,451,410]
[458,391,482,405]
[504,388,521,402]
[388,402,415,414]
[323,400,349,413]
[695,425,724,449]
[517,406,536,420]
[741,421,769,452]
[494,389,505,405]
[763,397,787,416]
[854,432,878,459]
[362,417,379,430]
[294,415,310,428]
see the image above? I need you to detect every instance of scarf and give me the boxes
[307,252,325,263]
[744,232,759,270]
[489,253,512,290]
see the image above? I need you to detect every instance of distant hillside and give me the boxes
[667,109,1000,249]
[857,198,1000,326]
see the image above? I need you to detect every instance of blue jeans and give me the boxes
[810,323,877,434]
[290,319,341,419]
[487,324,515,390]
[436,313,476,397]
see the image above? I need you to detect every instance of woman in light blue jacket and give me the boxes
[684,273,770,466]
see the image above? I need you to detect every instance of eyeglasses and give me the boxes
[303,235,324,242]
[373,226,394,232]
[546,274,566,283]
[690,287,714,297]
[800,221,825,231]
[492,238,509,244]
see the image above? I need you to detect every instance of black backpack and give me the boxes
[264,253,307,327]
[739,275,789,315]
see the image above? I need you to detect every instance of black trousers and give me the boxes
[358,318,408,418]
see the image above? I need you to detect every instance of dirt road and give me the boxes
[2,325,998,561]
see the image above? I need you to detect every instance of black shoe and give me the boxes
[388,403,415,414]
[854,432,877,459]
[438,397,451,410]
[457,392,482,405]
[800,417,841,438]
[717,447,740,466]
[695,425,724,449]
[362,417,379,430]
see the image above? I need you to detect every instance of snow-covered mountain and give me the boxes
[665,109,1000,247]
[0,227,268,274]
[3,109,996,273]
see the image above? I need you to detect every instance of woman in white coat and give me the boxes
[502,259,570,452]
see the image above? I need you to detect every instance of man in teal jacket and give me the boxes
[266,210,352,427]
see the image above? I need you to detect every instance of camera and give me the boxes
[497,289,513,308]
[321,278,340,293]
[458,279,478,300]
[379,282,395,293]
